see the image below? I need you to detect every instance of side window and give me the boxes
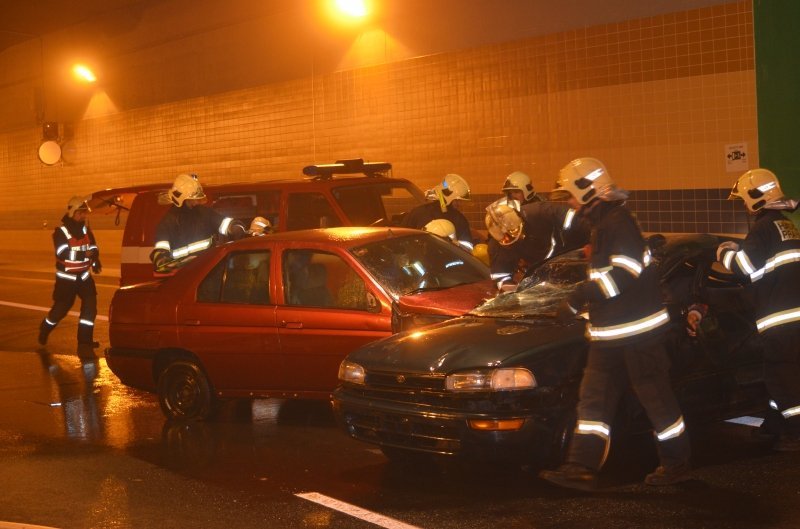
[256,190,282,231]
[286,193,342,230]
[283,250,370,310]
[198,251,271,305]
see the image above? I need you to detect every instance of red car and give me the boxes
[106,227,496,420]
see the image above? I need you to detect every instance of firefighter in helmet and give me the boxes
[502,171,541,205]
[716,168,800,451]
[38,196,102,353]
[150,173,249,272]
[539,157,691,491]
[484,197,587,290]
[402,173,474,250]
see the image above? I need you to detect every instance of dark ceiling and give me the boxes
[0,0,156,52]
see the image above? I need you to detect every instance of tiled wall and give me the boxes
[0,1,756,236]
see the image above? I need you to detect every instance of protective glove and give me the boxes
[249,216,271,236]
[556,300,579,325]
[685,303,707,337]
[152,250,171,272]
[716,241,739,263]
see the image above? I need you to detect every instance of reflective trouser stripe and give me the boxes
[79,319,95,326]
[782,405,800,419]
[575,420,610,440]
[656,415,686,441]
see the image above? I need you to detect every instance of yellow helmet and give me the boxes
[729,168,785,213]
[485,199,523,246]
[65,196,90,216]
[169,173,206,207]
[551,157,614,205]
[502,171,536,202]
[423,218,457,241]
[427,173,471,206]
[472,243,490,266]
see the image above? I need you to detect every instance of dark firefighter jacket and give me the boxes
[567,200,668,347]
[489,201,588,282]
[717,208,800,334]
[54,214,101,279]
[153,205,232,260]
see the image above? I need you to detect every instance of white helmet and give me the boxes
[428,173,471,206]
[485,198,523,246]
[169,173,206,207]
[551,157,616,205]
[423,218,457,241]
[66,195,90,216]
[729,168,786,213]
[502,171,536,202]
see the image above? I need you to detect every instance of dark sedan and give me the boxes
[333,234,769,467]
[106,227,495,420]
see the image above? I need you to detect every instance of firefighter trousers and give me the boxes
[762,326,800,435]
[567,334,691,471]
[40,275,98,345]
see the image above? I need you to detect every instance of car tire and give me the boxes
[157,360,217,421]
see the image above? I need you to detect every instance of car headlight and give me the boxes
[445,368,536,392]
[338,360,366,384]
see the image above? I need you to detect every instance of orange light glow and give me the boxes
[334,0,368,17]
[72,64,97,83]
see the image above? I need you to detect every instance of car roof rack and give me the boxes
[302,158,392,180]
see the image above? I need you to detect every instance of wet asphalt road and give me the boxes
[1,254,800,529]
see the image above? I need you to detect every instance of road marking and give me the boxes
[0,301,108,322]
[0,521,61,529]
[725,416,764,427]
[296,492,423,529]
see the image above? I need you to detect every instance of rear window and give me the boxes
[333,182,424,226]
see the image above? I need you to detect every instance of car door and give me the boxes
[275,246,391,395]
[176,248,281,393]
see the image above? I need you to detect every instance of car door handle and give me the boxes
[183,319,200,326]
[282,321,303,329]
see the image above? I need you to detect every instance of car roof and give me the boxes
[230,227,425,249]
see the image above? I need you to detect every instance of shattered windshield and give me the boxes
[470,250,586,318]
[351,233,490,298]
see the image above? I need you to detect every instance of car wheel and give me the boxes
[157,360,216,420]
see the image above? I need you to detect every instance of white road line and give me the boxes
[725,416,764,427]
[0,300,108,322]
[0,521,61,529]
[296,492,423,529]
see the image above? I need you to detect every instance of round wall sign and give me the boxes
[38,140,62,165]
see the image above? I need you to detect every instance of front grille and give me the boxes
[366,371,445,391]
[342,407,463,454]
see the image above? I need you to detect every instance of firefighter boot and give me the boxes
[644,461,691,486]
[539,464,598,492]
[38,319,55,346]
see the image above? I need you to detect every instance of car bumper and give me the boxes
[105,346,157,392]
[332,386,567,463]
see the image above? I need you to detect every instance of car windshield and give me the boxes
[350,233,490,298]
[470,249,586,318]
[333,182,425,226]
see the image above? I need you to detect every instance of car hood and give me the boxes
[396,279,497,316]
[347,316,582,374]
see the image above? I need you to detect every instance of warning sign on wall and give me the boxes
[725,143,749,172]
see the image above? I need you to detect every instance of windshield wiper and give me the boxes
[403,281,473,296]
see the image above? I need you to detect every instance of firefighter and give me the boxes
[38,196,102,352]
[423,218,459,245]
[502,170,542,205]
[402,173,474,250]
[150,173,248,272]
[484,197,587,289]
[539,157,691,491]
[716,168,800,451]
